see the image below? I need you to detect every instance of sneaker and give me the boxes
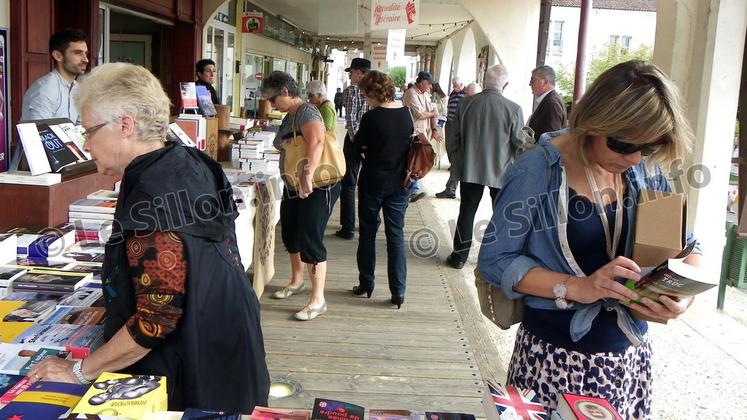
[446,253,465,269]
[409,192,427,203]
[435,190,456,199]
[334,229,354,240]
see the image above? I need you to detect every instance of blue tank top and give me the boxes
[522,187,648,353]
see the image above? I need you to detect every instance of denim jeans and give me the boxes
[339,133,362,234]
[357,188,409,297]
[408,180,421,195]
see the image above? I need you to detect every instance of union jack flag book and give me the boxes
[484,380,548,420]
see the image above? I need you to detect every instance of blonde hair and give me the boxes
[75,62,171,142]
[569,60,693,168]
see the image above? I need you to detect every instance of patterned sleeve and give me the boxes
[124,231,187,348]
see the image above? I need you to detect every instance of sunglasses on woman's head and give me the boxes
[606,136,667,156]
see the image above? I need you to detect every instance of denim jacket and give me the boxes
[477,130,701,346]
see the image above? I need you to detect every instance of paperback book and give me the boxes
[0,265,27,287]
[42,306,106,326]
[13,324,105,358]
[196,85,217,117]
[11,270,92,293]
[554,393,621,420]
[0,373,24,397]
[69,198,117,214]
[311,398,364,420]
[0,233,17,264]
[0,376,31,404]
[0,301,32,342]
[0,343,43,375]
[56,287,105,307]
[0,380,88,419]
[86,189,120,201]
[72,372,167,419]
[369,409,421,420]
[0,171,62,186]
[2,299,57,322]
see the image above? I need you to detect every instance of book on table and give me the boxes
[311,398,364,420]
[42,306,106,326]
[0,373,25,397]
[12,323,105,359]
[554,393,621,420]
[2,299,57,322]
[56,286,104,307]
[86,189,119,201]
[72,372,167,419]
[0,381,88,419]
[16,119,91,176]
[9,225,76,260]
[68,198,117,214]
[0,343,44,375]
[483,379,548,420]
[0,171,62,186]
[0,265,27,287]
[369,409,421,420]
[11,270,92,293]
[0,376,31,405]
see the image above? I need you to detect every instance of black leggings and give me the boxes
[280,183,341,264]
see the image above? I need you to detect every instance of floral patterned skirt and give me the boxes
[506,325,652,419]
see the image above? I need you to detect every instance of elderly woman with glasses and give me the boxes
[26,63,270,412]
[477,60,703,418]
[262,71,340,321]
[306,80,336,132]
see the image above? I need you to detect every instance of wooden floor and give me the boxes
[259,198,506,415]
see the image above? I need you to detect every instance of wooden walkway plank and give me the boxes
[259,197,505,415]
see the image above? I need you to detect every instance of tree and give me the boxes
[388,66,406,88]
[553,42,654,104]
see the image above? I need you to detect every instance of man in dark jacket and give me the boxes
[334,87,344,117]
[526,65,567,139]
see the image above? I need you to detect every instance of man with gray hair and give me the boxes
[435,76,466,199]
[445,64,526,269]
[526,65,567,138]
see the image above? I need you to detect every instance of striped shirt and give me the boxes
[447,89,466,121]
[343,85,369,139]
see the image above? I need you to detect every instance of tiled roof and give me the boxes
[552,0,656,12]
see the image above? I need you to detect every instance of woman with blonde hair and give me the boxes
[477,60,701,418]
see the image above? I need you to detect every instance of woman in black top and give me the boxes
[352,71,414,308]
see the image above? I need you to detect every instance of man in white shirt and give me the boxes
[21,29,89,124]
[402,71,442,202]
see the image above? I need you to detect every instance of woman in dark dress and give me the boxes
[352,70,414,308]
[27,62,269,412]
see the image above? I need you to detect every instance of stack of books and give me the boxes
[9,225,76,261]
[68,198,116,230]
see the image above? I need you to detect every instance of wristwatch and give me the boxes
[72,360,92,385]
[553,277,573,309]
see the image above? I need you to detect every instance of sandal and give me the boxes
[294,302,327,321]
[272,283,306,299]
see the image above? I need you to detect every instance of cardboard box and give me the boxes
[632,190,686,267]
[204,116,219,161]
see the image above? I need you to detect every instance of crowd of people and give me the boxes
[17,27,704,419]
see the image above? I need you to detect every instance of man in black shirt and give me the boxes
[195,59,219,104]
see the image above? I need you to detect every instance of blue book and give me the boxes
[0,381,87,419]
[196,85,217,117]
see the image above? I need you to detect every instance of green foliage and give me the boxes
[388,66,406,88]
[553,43,654,104]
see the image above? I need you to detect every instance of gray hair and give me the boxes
[451,76,462,85]
[464,82,482,96]
[484,64,509,90]
[75,62,170,142]
[306,80,328,98]
[532,65,556,86]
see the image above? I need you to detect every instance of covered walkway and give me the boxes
[259,173,505,413]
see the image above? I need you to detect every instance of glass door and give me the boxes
[204,23,237,114]
[242,53,264,118]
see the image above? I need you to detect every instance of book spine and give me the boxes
[0,376,31,404]
[13,282,74,292]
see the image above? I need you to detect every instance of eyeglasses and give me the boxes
[81,121,111,139]
[606,136,667,156]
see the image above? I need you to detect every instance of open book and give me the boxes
[624,242,716,303]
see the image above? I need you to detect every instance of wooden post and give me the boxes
[572,0,592,103]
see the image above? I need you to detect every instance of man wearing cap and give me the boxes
[402,71,442,202]
[336,58,371,240]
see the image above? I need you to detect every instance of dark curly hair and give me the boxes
[359,71,395,103]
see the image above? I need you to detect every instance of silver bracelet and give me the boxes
[553,277,574,309]
[72,360,92,385]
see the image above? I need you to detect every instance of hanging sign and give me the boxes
[386,29,406,63]
[370,0,419,31]
[370,44,387,69]
[242,12,264,34]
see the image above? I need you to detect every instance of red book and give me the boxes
[556,393,622,420]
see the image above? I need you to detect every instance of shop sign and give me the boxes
[370,44,387,70]
[214,12,229,24]
[370,0,419,31]
[255,72,263,80]
[242,12,264,33]
[386,29,406,63]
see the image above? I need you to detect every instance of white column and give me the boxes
[654,0,747,268]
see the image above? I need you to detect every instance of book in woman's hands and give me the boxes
[623,242,716,307]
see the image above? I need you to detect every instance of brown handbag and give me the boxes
[474,267,524,330]
[283,117,346,190]
[402,123,437,189]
